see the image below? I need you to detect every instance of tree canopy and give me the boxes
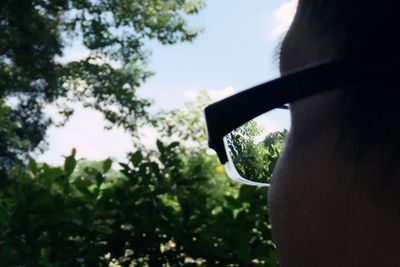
[0,93,283,266]
[0,0,204,175]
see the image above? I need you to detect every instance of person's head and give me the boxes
[269,1,400,266]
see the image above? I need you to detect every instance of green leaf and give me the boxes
[84,167,99,176]
[39,167,64,181]
[28,157,38,174]
[95,172,104,186]
[167,142,180,149]
[64,155,77,177]
[119,162,129,169]
[130,151,143,167]
[156,139,164,153]
[102,158,113,173]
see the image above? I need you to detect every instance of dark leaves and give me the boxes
[0,140,278,265]
[0,0,204,173]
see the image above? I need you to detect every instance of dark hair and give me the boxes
[297,0,400,60]
[296,1,400,188]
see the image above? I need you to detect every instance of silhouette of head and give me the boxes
[269,1,400,266]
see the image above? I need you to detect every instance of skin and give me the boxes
[268,7,400,267]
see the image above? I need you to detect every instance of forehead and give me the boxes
[278,24,309,74]
[278,20,335,75]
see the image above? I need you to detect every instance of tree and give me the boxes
[0,92,281,266]
[0,0,204,174]
[227,121,288,184]
[153,91,210,146]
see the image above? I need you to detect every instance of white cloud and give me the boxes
[183,86,236,102]
[183,90,198,101]
[36,105,134,165]
[56,43,121,68]
[271,0,298,37]
[138,126,159,150]
[253,116,282,143]
[38,86,238,165]
[255,116,281,134]
[57,46,90,64]
[207,86,236,101]
[88,55,122,69]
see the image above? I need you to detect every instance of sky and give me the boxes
[36,0,298,165]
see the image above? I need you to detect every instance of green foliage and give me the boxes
[0,99,31,180]
[227,121,287,183]
[262,130,288,179]
[0,140,278,266]
[0,92,283,265]
[0,0,204,172]
[152,91,211,147]
[102,158,113,173]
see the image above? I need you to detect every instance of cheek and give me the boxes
[268,146,311,233]
[267,139,344,264]
[268,150,313,264]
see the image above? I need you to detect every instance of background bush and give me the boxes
[0,136,281,266]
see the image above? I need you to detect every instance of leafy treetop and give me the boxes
[0,0,204,173]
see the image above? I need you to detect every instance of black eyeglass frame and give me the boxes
[204,58,398,165]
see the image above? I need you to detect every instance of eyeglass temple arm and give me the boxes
[277,104,289,109]
[205,59,396,164]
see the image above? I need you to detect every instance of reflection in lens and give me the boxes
[225,111,289,184]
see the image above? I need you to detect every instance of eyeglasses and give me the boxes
[204,58,397,187]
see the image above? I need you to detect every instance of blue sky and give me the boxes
[36,0,297,164]
[139,0,295,109]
